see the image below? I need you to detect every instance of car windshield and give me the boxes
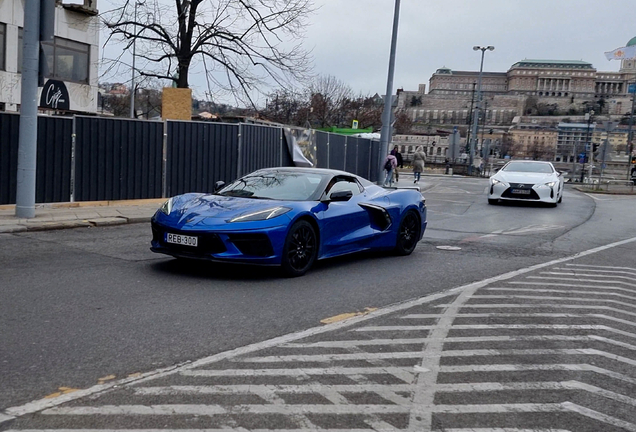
[502,162,554,174]
[217,171,328,201]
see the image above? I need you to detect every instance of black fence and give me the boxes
[0,113,382,205]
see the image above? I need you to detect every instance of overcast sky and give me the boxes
[99,0,636,106]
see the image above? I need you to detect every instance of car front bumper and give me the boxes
[488,182,559,203]
[150,219,288,265]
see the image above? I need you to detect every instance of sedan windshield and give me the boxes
[502,162,554,174]
[217,171,328,201]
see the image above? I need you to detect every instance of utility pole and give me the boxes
[378,0,401,184]
[469,46,494,175]
[15,0,42,218]
[626,82,635,180]
[466,82,476,153]
[129,1,140,118]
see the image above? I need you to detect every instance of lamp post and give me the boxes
[626,82,635,180]
[468,45,494,175]
[377,0,401,184]
[129,1,143,119]
[585,110,595,183]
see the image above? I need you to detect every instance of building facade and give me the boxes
[396,37,636,126]
[0,0,99,113]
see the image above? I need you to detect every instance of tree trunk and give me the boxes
[177,62,190,88]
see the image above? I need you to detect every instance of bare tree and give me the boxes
[102,0,315,105]
[306,75,353,127]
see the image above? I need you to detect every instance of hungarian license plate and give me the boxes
[166,233,198,247]
[511,189,531,195]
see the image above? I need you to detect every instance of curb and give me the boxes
[0,198,165,212]
[0,216,152,234]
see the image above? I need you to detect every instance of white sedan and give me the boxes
[488,160,564,206]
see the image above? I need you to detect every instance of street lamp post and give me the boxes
[469,45,494,175]
[377,0,401,184]
[626,82,635,180]
[585,110,595,183]
[129,1,142,119]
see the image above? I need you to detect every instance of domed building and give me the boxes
[619,36,636,72]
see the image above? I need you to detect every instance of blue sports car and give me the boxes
[151,167,427,276]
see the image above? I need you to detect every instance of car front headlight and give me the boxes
[228,206,292,223]
[544,181,557,188]
[159,198,173,215]
[490,178,507,186]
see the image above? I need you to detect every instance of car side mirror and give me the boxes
[214,181,225,192]
[326,190,353,202]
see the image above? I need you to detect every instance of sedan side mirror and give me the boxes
[214,181,226,192]
[326,190,353,202]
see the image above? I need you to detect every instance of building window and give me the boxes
[0,23,6,70]
[41,37,90,84]
[17,28,23,73]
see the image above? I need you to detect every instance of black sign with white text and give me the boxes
[39,80,70,111]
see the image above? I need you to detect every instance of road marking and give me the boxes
[320,307,378,324]
[484,287,636,301]
[3,235,636,428]
[439,363,636,385]
[436,303,636,318]
[526,275,636,288]
[510,281,636,294]
[471,294,636,309]
[282,338,429,348]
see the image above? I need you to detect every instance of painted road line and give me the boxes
[484,287,636,301]
[439,363,636,385]
[235,351,426,363]
[281,338,429,348]
[42,404,412,416]
[434,303,636,318]
[132,384,416,395]
[565,263,636,272]
[436,380,636,406]
[526,275,636,288]
[181,367,416,383]
[471,294,636,308]
[510,281,636,294]
[543,270,636,279]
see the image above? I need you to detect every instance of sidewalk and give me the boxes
[0,199,165,233]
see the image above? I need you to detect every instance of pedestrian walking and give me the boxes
[383,153,398,187]
[412,146,426,183]
[391,145,403,183]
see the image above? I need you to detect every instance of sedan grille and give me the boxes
[502,184,540,200]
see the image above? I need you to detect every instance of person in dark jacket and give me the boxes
[391,145,403,182]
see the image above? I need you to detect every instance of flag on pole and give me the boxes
[605,45,636,60]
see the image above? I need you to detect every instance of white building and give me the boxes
[0,0,99,113]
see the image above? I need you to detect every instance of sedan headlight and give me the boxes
[228,207,292,223]
[159,198,173,215]
[537,181,557,189]
[490,178,507,186]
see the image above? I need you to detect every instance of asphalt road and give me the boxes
[1,176,635,429]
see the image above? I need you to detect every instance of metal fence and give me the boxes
[0,112,382,205]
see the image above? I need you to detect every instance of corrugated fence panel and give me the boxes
[74,117,163,201]
[239,124,285,175]
[0,113,20,205]
[36,116,72,203]
[166,121,239,196]
[328,134,346,171]
[315,131,329,168]
[356,138,372,180]
[345,136,358,175]
[369,139,381,182]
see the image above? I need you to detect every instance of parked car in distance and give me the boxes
[487,160,564,207]
[151,167,427,276]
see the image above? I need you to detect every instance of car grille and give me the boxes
[152,223,227,255]
[502,183,540,200]
[227,233,274,257]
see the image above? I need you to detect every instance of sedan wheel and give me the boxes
[394,210,420,256]
[281,220,317,277]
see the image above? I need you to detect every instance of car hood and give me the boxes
[495,172,557,184]
[166,193,296,224]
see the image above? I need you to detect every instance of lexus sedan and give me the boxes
[487,160,564,206]
[151,167,427,276]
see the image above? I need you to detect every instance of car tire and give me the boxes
[488,198,498,205]
[394,210,420,256]
[281,220,317,277]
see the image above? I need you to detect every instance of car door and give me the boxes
[317,177,372,257]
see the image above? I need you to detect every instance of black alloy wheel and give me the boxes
[394,210,420,256]
[281,220,317,277]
